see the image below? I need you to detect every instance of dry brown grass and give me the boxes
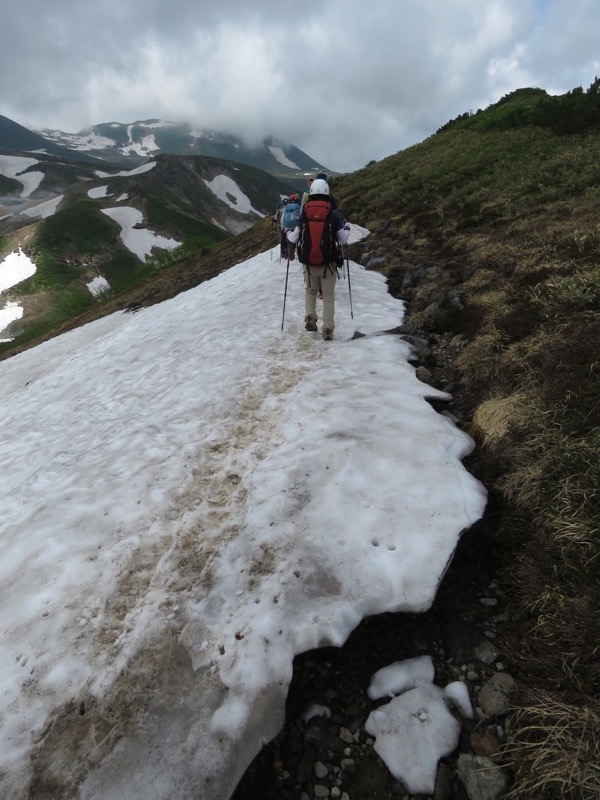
[503,692,600,800]
[338,117,600,797]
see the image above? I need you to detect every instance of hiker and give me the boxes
[273,196,289,258]
[286,178,350,341]
[315,172,340,211]
[273,195,288,227]
[299,178,313,215]
[280,193,301,260]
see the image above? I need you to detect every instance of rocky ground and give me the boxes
[232,231,517,800]
[232,511,514,800]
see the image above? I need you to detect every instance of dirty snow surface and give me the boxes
[0,229,486,800]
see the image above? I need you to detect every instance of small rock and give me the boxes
[443,619,500,665]
[457,754,510,800]
[416,366,433,383]
[365,256,387,270]
[339,727,354,744]
[470,731,501,758]
[478,672,517,717]
[433,763,455,800]
[314,785,330,798]
[314,761,329,780]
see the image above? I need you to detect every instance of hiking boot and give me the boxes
[305,316,318,332]
[323,328,334,341]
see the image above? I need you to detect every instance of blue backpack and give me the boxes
[281,201,300,231]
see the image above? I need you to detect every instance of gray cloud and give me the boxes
[2,0,599,171]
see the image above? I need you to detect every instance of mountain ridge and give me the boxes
[0,152,289,349]
[1,114,332,179]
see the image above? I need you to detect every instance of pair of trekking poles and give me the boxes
[280,246,353,331]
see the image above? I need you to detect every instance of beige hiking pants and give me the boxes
[304,265,338,331]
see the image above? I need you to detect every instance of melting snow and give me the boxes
[0,302,23,341]
[87,185,111,199]
[0,155,44,198]
[0,249,37,340]
[20,195,64,219]
[269,146,300,170]
[39,130,116,151]
[365,656,475,794]
[0,248,37,292]
[101,206,181,260]
[203,174,265,216]
[0,231,486,799]
[94,161,157,179]
[86,276,111,297]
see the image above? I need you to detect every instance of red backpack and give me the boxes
[297,200,343,267]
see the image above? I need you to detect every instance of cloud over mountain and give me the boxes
[1,0,600,171]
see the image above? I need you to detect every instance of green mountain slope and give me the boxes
[0,153,288,352]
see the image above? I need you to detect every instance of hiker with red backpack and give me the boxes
[314,172,340,211]
[286,178,350,341]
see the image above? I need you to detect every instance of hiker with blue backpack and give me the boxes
[280,193,301,260]
[286,178,350,341]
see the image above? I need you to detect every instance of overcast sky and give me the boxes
[1,0,599,171]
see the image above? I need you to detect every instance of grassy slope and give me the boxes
[334,88,600,799]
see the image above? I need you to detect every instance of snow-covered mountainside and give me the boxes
[36,119,329,176]
[0,153,287,349]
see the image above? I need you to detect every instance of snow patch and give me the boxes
[0,301,23,341]
[101,206,181,261]
[0,155,44,197]
[203,174,265,216]
[0,248,37,292]
[21,195,64,219]
[365,656,475,794]
[86,276,111,297]
[87,185,111,199]
[0,244,485,799]
[94,162,157,179]
[269,146,300,170]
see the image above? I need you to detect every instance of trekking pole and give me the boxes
[345,246,354,319]
[281,254,291,330]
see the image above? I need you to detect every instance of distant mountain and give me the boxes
[0,114,109,166]
[1,113,331,188]
[0,149,285,235]
[0,152,288,351]
[36,119,329,178]
[0,116,325,181]
[0,112,330,352]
